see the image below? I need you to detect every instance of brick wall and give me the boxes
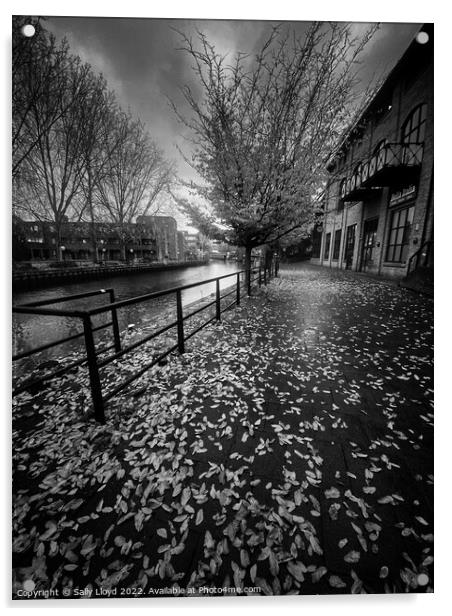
[312,28,433,280]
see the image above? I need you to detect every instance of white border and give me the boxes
[2,2,450,615]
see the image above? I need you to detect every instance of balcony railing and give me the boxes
[340,142,424,202]
[361,142,424,188]
[340,172,379,202]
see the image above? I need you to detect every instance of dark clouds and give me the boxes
[44,17,421,225]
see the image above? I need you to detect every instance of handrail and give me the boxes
[17,288,113,308]
[13,264,277,423]
[85,269,248,316]
[407,240,433,276]
[12,320,113,362]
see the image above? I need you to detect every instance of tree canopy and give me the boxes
[172,22,378,264]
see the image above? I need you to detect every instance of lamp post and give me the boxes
[60,245,66,261]
[129,248,134,263]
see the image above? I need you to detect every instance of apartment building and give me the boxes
[14,216,180,262]
[311,24,433,280]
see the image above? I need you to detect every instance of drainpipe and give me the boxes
[420,166,434,246]
[377,188,390,276]
[356,203,365,272]
[340,203,346,268]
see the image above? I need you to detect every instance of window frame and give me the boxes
[332,228,342,261]
[337,178,347,210]
[401,104,427,145]
[384,205,415,264]
[323,232,331,261]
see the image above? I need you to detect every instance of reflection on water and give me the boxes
[13,262,240,375]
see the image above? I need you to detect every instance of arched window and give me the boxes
[339,178,347,200]
[351,162,363,190]
[373,139,387,155]
[401,104,427,144]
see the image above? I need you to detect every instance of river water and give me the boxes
[13,261,241,374]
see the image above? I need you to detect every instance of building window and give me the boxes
[332,229,342,260]
[385,206,415,263]
[339,149,348,168]
[389,184,417,206]
[323,233,331,260]
[374,94,393,124]
[349,162,363,194]
[343,224,356,269]
[373,139,387,155]
[401,104,427,144]
[353,162,363,183]
[311,227,322,258]
[338,179,346,210]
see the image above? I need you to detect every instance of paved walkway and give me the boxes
[12,264,433,597]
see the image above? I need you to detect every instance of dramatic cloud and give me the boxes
[44,17,421,227]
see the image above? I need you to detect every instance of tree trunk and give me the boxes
[120,240,126,262]
[244,244,252,292]
[87,169,98,263]
[55,219,62,261]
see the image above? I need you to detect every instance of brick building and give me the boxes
[176,231,186,261]
[310,24,433,280]
[136,215,178,261]
[183,231,210,260]
[15,216,181,262]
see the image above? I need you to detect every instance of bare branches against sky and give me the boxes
[45,17,421,183]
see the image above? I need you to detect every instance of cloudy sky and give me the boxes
[44,17,421,228]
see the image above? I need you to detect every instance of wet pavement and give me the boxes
[12,263,434,597]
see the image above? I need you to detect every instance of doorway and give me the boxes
[360,218,379,272]
[344,224,356,269]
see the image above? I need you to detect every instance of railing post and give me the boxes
[108,289,121,352]
[236,272,241,306]
[263,266,267,286]
[247,269,251,296]
[216,278,221,320]
[176,289,185,354]
[258,267,262,287]
[83,315,105,424]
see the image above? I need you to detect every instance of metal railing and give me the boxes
[13,264,278,423]
[361,142,423,186]
[407,240,433,276]
[341,142,424,200]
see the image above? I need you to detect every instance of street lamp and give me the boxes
[60,245,66,261]
[129,248,134,263]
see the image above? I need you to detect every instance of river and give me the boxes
[13,261,241,375]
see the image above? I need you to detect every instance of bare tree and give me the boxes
[15,54,96,258]
[95,111,173,260]
[172,22,378,277]
[12,17,78,179]
[77,79,121,262]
